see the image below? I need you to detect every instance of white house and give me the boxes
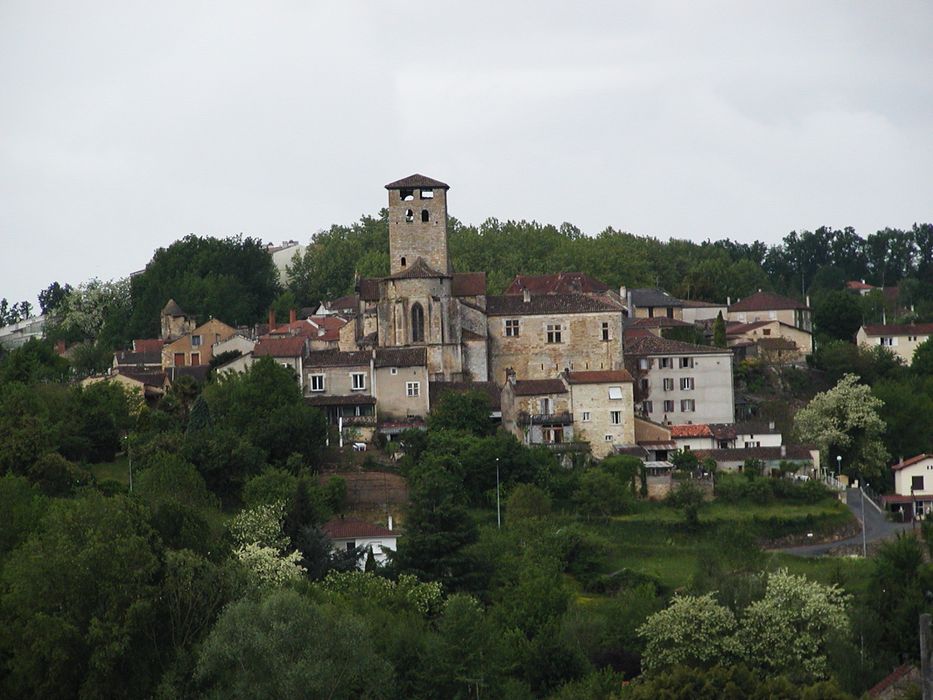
[883,454,933,519]
[322,518,398,568]
[856,324,933,366]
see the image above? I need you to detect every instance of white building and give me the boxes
[883,454,933,519]
[322,518,398,568]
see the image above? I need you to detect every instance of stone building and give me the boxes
[162,318,237,368]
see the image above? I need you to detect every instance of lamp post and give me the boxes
[496,457,501,530]
[836,455,842,485]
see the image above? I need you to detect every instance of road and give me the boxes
[775,488,911,557]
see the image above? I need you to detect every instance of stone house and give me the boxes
[727,291,813,352]
[564,370,635,459]
[625,335,735,426]
[253,336,309,390]
[501,375,574,448]
[726,319,812,355]
[160,299,196,341]
[162,318,237,368]
[623,287,685,320]
[856,323,933,365]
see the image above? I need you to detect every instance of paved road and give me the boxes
[776,488,911,557]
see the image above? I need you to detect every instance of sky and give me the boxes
[2,1,932,308]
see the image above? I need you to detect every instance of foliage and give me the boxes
[794,373,889,479]
[667,481,705,529]
[232,543,306,588]
[228,500,290,552]
[506,483,552,521]
[0,494,162,698]
[324,475,347,515]
[872,378,933,461]
[428,389,494,436]
[195,590,392,699]
[45,277,132,347]
[38,281,72,315]
[0,338,70,385]
[134,452,219,511]
[0,298,34,326]
[713,311,727,348]
[913,337,933,376]
[638,592,739,671]
[0,474,48,559]
[242,467,299,508]
[812,291,864,342]
[27,452,89,496]
[573,468,631,518]
[320,571,444,616]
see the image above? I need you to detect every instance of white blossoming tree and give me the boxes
[794,373,889,478]
[228,501,305,587]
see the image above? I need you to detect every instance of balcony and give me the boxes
[518,411,574,426]
[342,415,377,427]
[543,441,590,453]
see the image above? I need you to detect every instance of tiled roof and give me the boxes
[306,350,371,368]
[306,315,348,342]
[385,257,449,280]
[630,288,684,308]
[114,350,162,366]
[679,299,725,308]
[892,454,933,471]
[115,369,166,386]
[358,278,380,301]
[729,291,808,312]
[254,336,307,358]
[322,518,396,539]
[325,294,359,312]
[486,293,623,316]
[861,323,933,337]
[451,272,486,297]
[757,337,799,351]
[671,424,713,438]
[429,380,502,411]
[384,173,449,190]
[161,298,186,316]
[631,317,693,329]
[565,370,634,384]
[132,338,164,353]
[512,378,567,396]
[846,280,876,290]
[732,420,780,435]
[374,347,426,368]
[726,320,773,335]
[693,446,814,461]
[503,272,610,296]
[305,395,376,406]
[167,365,210,384]
[624,335,727,356]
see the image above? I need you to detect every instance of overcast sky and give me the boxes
[2,1,931,307]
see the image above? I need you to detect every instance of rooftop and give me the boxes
[861,323,933,337]
[565,369,634,384]
[630,288,684,308]
[624,335,728,356]
[385,173,450,190]
[503,272,611,296]
[322,518,396,539]
[892,454,933,471]
[254,336,307,358]
[487,293,623,316]
[729,291,808,312]
[429,380,502,411]
[512,378,567,396]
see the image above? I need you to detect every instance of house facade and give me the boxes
[883,455,933,519]
[321,518,398,568]
[162,318,237,368]
[727,291,813,353]
[856,323,933,365]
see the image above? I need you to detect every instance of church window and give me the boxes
[400,257,407,267]
[405,209,414,223]
[420,188,434,199]
[421,209,429,222]
[411,303,425,343]
[400,188,414,201]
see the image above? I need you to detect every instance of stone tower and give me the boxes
[385,174,450,275]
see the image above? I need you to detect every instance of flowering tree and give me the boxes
[793,373,889,478]
[228,501,306,587]
[637,593,738,671]
[48,277,131,340]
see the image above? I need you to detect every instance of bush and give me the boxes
[506,483,552,521]
[242,468,299,508]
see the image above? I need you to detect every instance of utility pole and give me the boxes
[860,486,867,558]
[921,613,933,700]
[496,457,501,530]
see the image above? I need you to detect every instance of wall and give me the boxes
[894,460,933,497]
[681,306,726,324]
[213,335,255,357]
[305,362,372,397]
[162,319,236,368]
[568,381,635,459]
[857,329,931,365]
[374,364,430,420]
[488,310,624,381]
[637,351,734,425]
[388,186,449,275]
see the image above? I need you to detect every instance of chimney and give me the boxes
[806,295,811,308]
[727,296,731,306]
[268,308,276,330]
[387,514,393,531]
[523,288,531,303]
[768,420,775,431]
[289,308,297,324]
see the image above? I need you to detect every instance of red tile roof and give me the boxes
[680,299,725,308]
[846,280,876,290]
[322,518,396,539]
[452,272,486,297]
[631,317,693,329]
[671,424,713,438]
[132,338,164,353]
[892,454,933,471]
[253,336,307,358]
[503,272,611,296]
[512,379,567,396]
[487,293,623,316]
[565,370,634,384]
[384,174,449,190]
[726,320,774,335]
[861,323,933,337]
[729,291,808,312]
[624,335,728,356]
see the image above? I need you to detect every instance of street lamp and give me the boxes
[836,455,842,481]
[495,457,501,530]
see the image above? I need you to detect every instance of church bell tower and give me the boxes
[384,174,450,275]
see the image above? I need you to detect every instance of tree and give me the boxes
[38,281,73,315]
[393,462,479,590]
[913,337,933,376]
[506,483,552,521]
[0,338,70,385]
[27,452,89,496]
[0,474,48,560]
[573,469,630,518]
[0,494,162,698]
[667,481,705,529]
[195,590,392,699]
[637,593,738,672]
[713,311,727,348]
[428,389,494,436]
[872,378,933,460]
[813,290,863,342]
[794,374,889,479]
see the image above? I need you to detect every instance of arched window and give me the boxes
[405,209,414,222]
[411,303,425,343]
[400,256,407,267]
[421,209,429,222]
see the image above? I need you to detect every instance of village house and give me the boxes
[727,291,813,353]
[692,445,819,474]
[882,454,933,519]
[725,319,811,358]
[856,323,933,365]
[321,517,398,569]
[162,318,237,368]
[623,287,685,320]
[624,335,735,426]
[679,299,728,324]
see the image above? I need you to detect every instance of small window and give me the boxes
[681,399,695,412]
[663,378,674,391]
[546,324,562,343]
[660,357,673,369]
[663,400,674,412]
[639,378,649,391]
[642,400,653,414]
[406,381,420,397]
[610,410,622,425]
[638,358,650,370]
[912,475,924,491]
[351,372,366,391]
[601,322,610,342]
[400,188,414,201]
[191,335,202,347]
[605,435,613,442]
[540,398,551,414]
[745,441,761,448]
[763,328,771,336]
[405,209,414,222]
[420,188,434,199]
[581,411,591,422]
[666,307,674,318]
[400,256,407,267]
[680,377,694,390]
[421,209,429,222]
[346,541,356,552]
[390,367,398,375]
[505,319,520,337]
[608,386,623,400]
[679,357,694,369]
[310,374,325,392]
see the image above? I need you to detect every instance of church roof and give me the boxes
[486,293,623,316]
[384,174,450,190]
[161,298,186,316]
[451,272,486,297]
[385,257,450,280]
[503,272,610,296]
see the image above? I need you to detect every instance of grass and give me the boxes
[88,455,130,487]
[614,499,849,525]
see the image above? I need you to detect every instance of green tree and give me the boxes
[0,494,162,698]
[667,481,705,530]
[813,290,864,342]
[0,338,70,385]
[428,389,494,436]
[713,311,727,348]
[872,378,933,460]
[195,590,392,699]
[794,374,889,479]
[506,483,552,521]
[0,474,48,560]
[27,452,89,496]
[913,337,933,376]
[573,469,630,518]
[638,593,738,672]
[38,281,73,315]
